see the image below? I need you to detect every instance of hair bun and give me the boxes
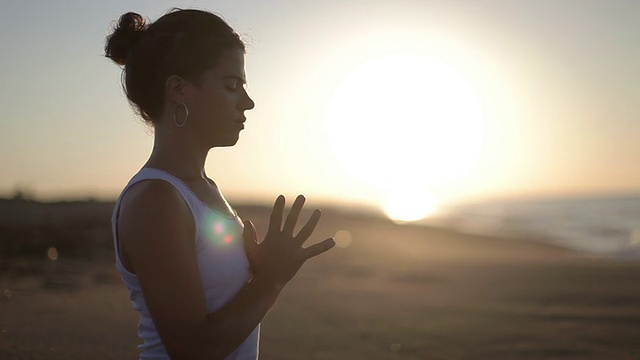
[105,12,147,66]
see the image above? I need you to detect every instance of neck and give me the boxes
[144,124,209,180]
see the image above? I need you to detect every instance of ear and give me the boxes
[165,75,189,104]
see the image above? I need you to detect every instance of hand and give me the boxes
[242,195,335,287]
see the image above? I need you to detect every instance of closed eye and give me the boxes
[223,76,247,92]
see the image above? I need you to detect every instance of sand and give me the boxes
[1,207,640,360]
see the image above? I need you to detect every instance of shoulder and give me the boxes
[120,179,188,215]
[118,179,194,251]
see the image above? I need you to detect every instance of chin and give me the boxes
[210,136,240,148]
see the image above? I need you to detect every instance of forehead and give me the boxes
[207,49,246,78]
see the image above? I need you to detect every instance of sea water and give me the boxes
[423,194,640,259]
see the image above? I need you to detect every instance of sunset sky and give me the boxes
[1,0,639,216]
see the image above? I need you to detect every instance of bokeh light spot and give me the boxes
[47,247,59,261]
[334,230,353,248]
[630,229,640,246]
[2,289,12,298]
[223,235,233,244]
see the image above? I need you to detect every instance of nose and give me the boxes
[241,88,255,111]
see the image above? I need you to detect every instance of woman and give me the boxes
[105,9,335,360]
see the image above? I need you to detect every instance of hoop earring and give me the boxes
[174,103,189,127]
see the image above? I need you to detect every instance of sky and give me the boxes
[1,0,639,215]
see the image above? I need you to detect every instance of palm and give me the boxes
[242,195,335,285]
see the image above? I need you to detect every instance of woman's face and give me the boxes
[184,48,255,148]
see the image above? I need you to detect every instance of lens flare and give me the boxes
[214,222,224,235]
[205,213,241,247]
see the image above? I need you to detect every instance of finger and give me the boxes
[283,195,305,236]
[250,220,260,244]
[294,209,321,246]
[268,195,285,234]
[302,238,335,260]
[242,220,258,255]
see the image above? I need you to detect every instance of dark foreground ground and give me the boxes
[1,203,640,359]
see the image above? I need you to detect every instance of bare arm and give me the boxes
[118,182,334,360]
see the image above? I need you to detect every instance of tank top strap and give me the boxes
[122,167,206,214]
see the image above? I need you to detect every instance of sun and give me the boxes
[327,53,484,222]
[383,187,439,224]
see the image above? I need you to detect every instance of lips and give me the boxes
[235,119,246,129]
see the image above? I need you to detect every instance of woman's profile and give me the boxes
[105,9,335,359]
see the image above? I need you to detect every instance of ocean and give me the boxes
[423,194,640,259]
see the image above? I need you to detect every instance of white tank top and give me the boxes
[111,167,259,360]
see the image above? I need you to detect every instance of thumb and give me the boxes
[242,220,258,254]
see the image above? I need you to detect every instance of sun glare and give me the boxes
[383,187,439,224]
[327,53,484,222]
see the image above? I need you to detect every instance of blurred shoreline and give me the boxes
[421,193,640,260]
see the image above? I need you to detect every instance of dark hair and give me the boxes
[105,9,245,124]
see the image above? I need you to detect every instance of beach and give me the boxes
[1,205,640,360]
